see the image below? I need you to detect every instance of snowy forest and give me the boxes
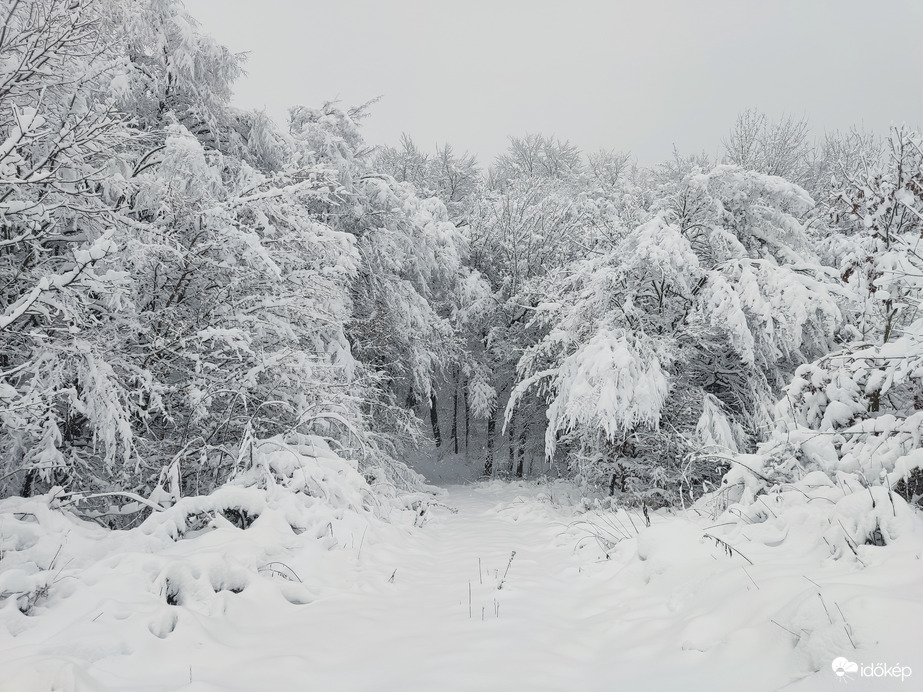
[1,1,921,690]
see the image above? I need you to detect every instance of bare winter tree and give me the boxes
[723,109,812,186]
[586,148,632,190]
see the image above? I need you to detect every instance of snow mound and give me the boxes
[554,464,923,689]
[0,435,424,691]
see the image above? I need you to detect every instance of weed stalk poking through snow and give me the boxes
[497,551,516,590]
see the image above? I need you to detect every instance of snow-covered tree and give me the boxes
[723,109,813,188]
[0,0,452,504]
[375,135,480,226]
[507,161,843,501]
[752,127,923,499]
[0,0,152,497]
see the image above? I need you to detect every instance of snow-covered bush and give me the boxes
[0,432,425,683]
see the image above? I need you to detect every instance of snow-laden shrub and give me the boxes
[699,324,923,580]
[0,435,427,627]
[706,335,922,526]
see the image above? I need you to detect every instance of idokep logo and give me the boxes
[832,658,859,677]
[831,657,912,682]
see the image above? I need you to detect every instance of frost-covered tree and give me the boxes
[375,135,479,227]
[750,127,923,500]
[507,161,843,501]
[806,127,881,205]
[723,109,813,188]
[461,135,606,476]
[374,136,489,456]
[826,126,922,344]
[4,0,914,516]
[0,0,456,505]
[285,104,479,460]
[0,0,152,497]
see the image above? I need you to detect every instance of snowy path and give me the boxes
[4,481,915,691]
[142,484,766,692]
[274,484,634,692]
[176,483,670,692]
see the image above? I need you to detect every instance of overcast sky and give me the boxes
[183,0,923,167]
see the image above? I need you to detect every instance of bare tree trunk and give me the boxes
[451,370,459,455]
[485,414,495,476]
[21,468,37,498]
[507,407,516,475]
[463,378,470,458]
[430,392,441,448]
[515,417,527,478]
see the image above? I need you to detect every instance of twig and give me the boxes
[624,509,639,534]
[780,483,835,504]
[835,602,857,650]
[802,575,822,589]
[836,520,867,566]
[842,625,857,650]
[497,550,517,590]
[703,533,754,565]
[817,592,833,624]
[56,490,166,513]
[356,526,368,560]
[756,497,778,519]
[770,619,801,640]
[48,542,64,571]
[858,473,876,509]
[258,561,303,583]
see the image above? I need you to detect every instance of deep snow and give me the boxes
[1,476,921,691]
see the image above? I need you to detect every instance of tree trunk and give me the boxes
[485,414,495,476]
[507,407,516,475]
[451,371,459,455]
[21,468,37,498]
[869,390,880,413]
[430,392,441,448]
[515,416,527,478]
[463,378,470,457]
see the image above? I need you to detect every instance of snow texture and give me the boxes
[2,469,920,690]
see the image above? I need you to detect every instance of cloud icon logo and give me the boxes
[832,657,859,677]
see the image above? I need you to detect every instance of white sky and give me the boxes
[183,0,923,167]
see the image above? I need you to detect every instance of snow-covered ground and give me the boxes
[1,472,921,691]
